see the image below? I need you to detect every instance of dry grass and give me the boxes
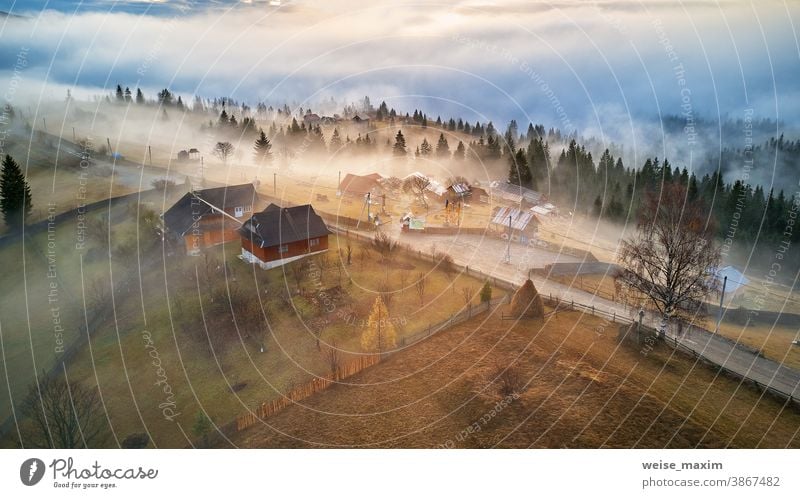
[2,230,487,448]
[229,306,800,448]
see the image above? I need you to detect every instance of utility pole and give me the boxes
[366,192,371,223]
[72,127,76,141]
[637,309,644,344]
[42,117,47,132]
[337,170,341,195]
[200,156,204,179]
[148,145,152,165]
[106,137,112,156]
[504,214,512,263]
[715,275,727,334]
[273,172,277,195]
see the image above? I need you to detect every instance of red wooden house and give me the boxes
[239,203,331,269]
[163,184,259,255]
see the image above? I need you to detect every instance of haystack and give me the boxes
[509,279,544,318]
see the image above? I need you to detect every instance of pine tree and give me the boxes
[454,141,466,161]
[218,110,229,127]
[124,87,132,102]
[135,88,145,104]
[115,85,124,102]
[419,138,432,156]
[157,88,173,106]
[360,296,396,353]
[435,133,450,158]
[253,129,272,165]
[0,155,32,229]
[393,130,407,157]
[329,128,343,151]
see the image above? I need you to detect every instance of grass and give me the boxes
[1,225,488,448]
[0,134,141,232]
[228,305,800,448]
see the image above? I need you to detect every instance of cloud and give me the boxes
[0,0,798,134]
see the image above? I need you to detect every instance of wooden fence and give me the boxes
[235,354,381,432]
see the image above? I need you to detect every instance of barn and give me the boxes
[239,203,332,269]
[490,206,540,243]
[338,173,384,198]
[162,183,259,255]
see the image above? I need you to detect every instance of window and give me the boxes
[308,238,319,247]
[278,244,289,254]
[234,206,244,218]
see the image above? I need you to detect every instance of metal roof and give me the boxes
[491,206,537,231]
[449,183,470,194]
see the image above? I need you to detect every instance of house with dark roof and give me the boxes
[162,183,259,254]
[239,203,332,269]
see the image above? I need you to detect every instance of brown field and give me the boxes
[228,305,800,448]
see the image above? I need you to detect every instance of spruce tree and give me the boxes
[329,128,343,151]
[454,141,466,161]
[435,133,450,158]
[419,138,432,156]
[253,129,272,165]
[393,130,407,157]
[0,155,32,229]
[135,88,145,104]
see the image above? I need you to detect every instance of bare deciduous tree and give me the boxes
[415,272,426,305]
[399,269,410,294]
[371,231,398,262]
[617,183,720,334]
[461,286,475,316]
[403,175,431,208]
[323,339,342,377]
[379,280,394,308]
[213,141,234,164]
[21,373,108,448]
[492,361,524,398]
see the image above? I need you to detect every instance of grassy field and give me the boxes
[0,187,186,434]
[0,132,173,234]
[1,221,489,448]
[229,305,800,448]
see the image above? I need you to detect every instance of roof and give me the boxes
[339,173,383,196]
[490,181,544,204]
[404,172,447,196]
[713,265,749,292]
[163,183,257,236]
[240,203,331,248]
[448,183,471,195]
[491,206,538,231]
[531,205,552,216]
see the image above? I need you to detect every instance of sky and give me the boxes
[1,1,799,142]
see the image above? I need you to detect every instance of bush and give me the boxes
[479,282,492,303]
[121,433,150,449]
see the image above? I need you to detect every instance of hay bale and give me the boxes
[509,279,544,318]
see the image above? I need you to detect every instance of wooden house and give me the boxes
[239,204,332,269]
[162,183,258,255]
